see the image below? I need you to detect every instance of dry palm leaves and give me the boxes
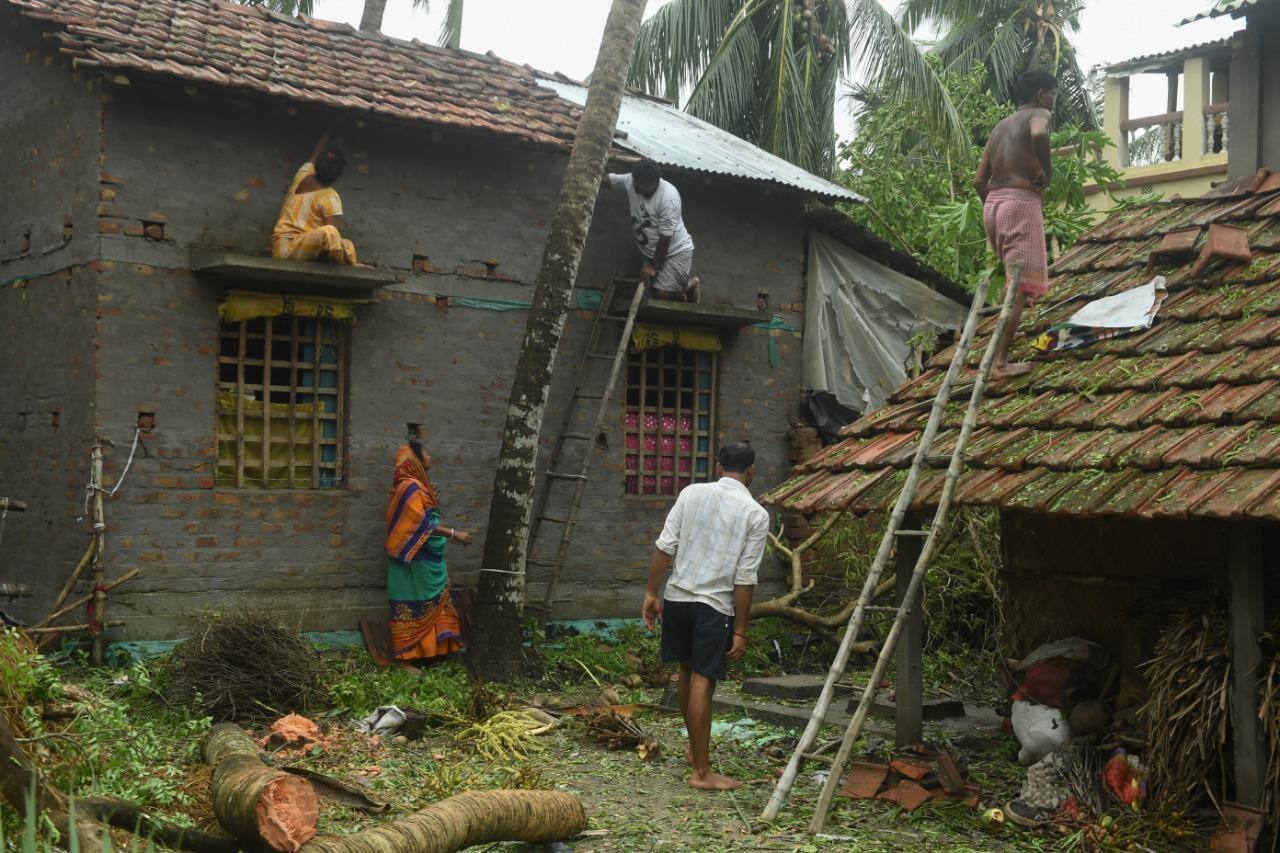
[1261,629,1280,831]
[164,609,328,721]
[581,709,661,762]
[1138,609,1231,808]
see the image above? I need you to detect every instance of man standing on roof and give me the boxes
[273,123,363,266]
[602,158,700,302]
[975,69,1057,379]
[642,442,769,791]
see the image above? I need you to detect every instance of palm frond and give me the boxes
[849,0,967,155]
[896,0,993,34]
[628,0,744,97]
[1055,49,1099,131]
[684,8,764,140]
[438,0,463,48]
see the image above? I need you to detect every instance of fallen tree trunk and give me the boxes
[78,797,241,853]
[0,712,112,852]
[203,723,319,852]
[300,789,588,853]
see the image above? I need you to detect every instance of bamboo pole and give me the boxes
[25,620,126,636]
[90,440,106,666]
[807,268,1022,833]
[44,539,96,617]
[33,569,140,628]
[758,275,992,824]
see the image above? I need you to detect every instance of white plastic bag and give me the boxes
[1011,700,1071,765]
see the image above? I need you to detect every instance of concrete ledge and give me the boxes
[190,249,403,294]
[610,280,766,329]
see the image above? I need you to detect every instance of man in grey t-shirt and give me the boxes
[602,158,700,302]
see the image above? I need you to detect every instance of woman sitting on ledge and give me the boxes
[272,125,360,266]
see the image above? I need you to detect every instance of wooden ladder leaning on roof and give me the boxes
[759,265,1025,832]
[526,273,648,624]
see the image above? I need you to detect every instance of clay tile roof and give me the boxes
[7,0,582,147]
[762,169,1280,523]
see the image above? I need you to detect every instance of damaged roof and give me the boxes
[762,169,1280,524]
[6,0,582,146]
[1183,0,1263,22]
[7,0,854,200]
[538,78,859,202]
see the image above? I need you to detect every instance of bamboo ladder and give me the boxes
[760,265,1025,832]
[527,274,648,621]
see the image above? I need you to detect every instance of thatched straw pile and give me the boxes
[164,610,327,721]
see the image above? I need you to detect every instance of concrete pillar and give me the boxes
[894,511,924,747]
[1228,522,1266,807]
[1229,29,1261,177]
[1103,75,1130,169]
[1184,57,1211,160]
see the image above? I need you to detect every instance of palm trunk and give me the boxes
[470,0,647,681]
[358,0,387,33]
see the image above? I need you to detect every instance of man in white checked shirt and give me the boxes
[642,442,769,791]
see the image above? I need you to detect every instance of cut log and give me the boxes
[203,723,319,852]
[300,790,588,853]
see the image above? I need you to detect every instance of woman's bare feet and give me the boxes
[991,362,1032,379]
[395,661,422,675]
[690,770,743,791]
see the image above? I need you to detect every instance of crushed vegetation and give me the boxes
[1,584,1215,853]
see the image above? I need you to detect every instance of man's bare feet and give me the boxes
[685,277,701,304]
[991,362,1032,379]
[690,770,743,791]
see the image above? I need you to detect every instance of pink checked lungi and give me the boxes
[983,187,1050,298]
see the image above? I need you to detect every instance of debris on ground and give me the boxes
[581,709,661,762]
[455,709,555,761]
[261,713,325,755]
[164,609,328,721]
[836,744,981,812]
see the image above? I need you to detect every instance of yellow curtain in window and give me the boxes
[630,324,721,353]
[217,291,363,324]
[216,390,317,488]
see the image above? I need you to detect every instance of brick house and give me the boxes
[0,0,965,638]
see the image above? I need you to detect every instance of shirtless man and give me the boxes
[975,69,1057,379]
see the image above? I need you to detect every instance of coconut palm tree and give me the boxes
[471,0,648,681]
[629,0,965,176]
[898,0,1097,129]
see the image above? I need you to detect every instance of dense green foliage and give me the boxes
[839,64,1134,291]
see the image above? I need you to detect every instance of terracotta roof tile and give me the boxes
[7,0,582,147]
[761,170,1280,521]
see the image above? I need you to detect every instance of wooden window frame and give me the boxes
[215,315,348,490]
[623,345,717,497]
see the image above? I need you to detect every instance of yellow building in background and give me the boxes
[1088,39,1233,211]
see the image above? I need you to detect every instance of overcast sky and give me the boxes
[310,0,1241,137]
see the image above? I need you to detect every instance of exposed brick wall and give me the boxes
[2,63,807,637]
[0,17,101,271]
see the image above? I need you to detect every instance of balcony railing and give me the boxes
[1122,111,1183,168]
[1204,102,1229,154]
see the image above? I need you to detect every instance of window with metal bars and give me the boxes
[623,346,717,496]
[216,315,346,489]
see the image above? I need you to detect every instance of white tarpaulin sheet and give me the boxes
[1063,276,1167,328]
[805,232,967,412]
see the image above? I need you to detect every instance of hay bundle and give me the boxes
[165,610,327,721]
[1138,610,1231,807]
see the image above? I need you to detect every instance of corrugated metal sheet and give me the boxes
[1105,38,1232,75]
[1182,0,1261,23]
[538,78,861,203]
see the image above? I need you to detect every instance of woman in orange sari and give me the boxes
[385,441,471,668]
